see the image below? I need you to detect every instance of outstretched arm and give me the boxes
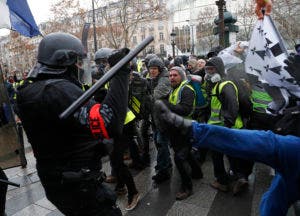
[192,122,300,172]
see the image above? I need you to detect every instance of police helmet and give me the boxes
[94,48,113,61]
[174,56,183,67]
[163,58,170,68]
[148,57,165,72]
[143,54,158,65]
[37,32,85,67]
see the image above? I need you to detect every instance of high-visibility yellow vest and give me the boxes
[124,108,136,125]
[208,81,243,129]
[168,80,195,119]
[137,59,143,73]
[251,85,273,113]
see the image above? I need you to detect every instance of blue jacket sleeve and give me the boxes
[191,122,300,173]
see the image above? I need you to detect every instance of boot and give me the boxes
[176,188,193,200]
[152,171,171,184]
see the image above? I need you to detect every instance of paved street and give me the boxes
[3,133,297,216]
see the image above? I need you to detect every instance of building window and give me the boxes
[160,44,165,55]
[158,21,164,30]
[141,27,146,32]
[159,32,164,41]
[133,36,137,44]
[149,45,155,53]
[141,35,145,40]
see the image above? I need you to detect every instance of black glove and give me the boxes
[284,53,300,83]
[108,48,131,73]
[154,100,194,137]
[275,105,300,136]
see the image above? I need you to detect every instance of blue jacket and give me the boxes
[191,122,300,216]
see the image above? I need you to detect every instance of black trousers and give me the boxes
[38,168,122,216]
[212,151,230,184]
[111,137,138,198]
[0,168,8,216]
[173,146,202,191]
[123,121,142,165]
[141,116,151,155]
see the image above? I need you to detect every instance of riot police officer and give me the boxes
[16,32,130,215]
[94,47,114,79]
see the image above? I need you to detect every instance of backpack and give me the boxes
[187,75,207,107]
[216,79,253,124]
[129,72,151,119]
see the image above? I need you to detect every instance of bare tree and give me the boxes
[94,0,168,48]
[272,0,300,48]
[235,1,256,41]
[196,6,218,53]
[3,32,36,72]
[233,0,299,48]
[45,0,86,37]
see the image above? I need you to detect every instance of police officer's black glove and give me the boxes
[154,100,194,137]
[284,53,300,83]
[108,48,131,73]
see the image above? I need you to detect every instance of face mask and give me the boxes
[205,73,221,83]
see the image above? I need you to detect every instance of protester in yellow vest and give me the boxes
[204,56,249,195]
[160,66,203,200]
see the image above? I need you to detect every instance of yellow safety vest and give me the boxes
[124,108,136,125]
[251,85,273,113]
[168,80,195,119]
[208,81,243,129]
[137,59,143,73]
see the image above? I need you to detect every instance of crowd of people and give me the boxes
[1,31,299,216]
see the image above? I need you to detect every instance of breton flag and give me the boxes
[245,16,300,100]
[0,0,41,37]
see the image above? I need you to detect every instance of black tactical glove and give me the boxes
[154,100,194,137]
[284,53,300,83]
[108,48,131,73]
[274,105,300,136]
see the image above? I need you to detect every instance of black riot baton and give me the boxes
[0,179,20,187]
[59,36,154,120]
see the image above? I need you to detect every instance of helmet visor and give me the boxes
[77,56,92,85]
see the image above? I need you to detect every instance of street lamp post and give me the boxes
[170,31,176,59]
[186,20,195,55]
[190,24,195,55]
[92,0,97,52]
[216,0,226,47]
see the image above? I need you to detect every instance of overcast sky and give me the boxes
[0,0,94,36]
[27,0,53,24]
[0,0,53,36]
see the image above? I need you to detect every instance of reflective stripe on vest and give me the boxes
[137,59,143,73]
[129,95,141,115]
[124,109,136,125]
[104,82,109,90]
[168,80,195,118]
[208,81,243,129]
[13,80,28,100]
[251,85,273,113]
